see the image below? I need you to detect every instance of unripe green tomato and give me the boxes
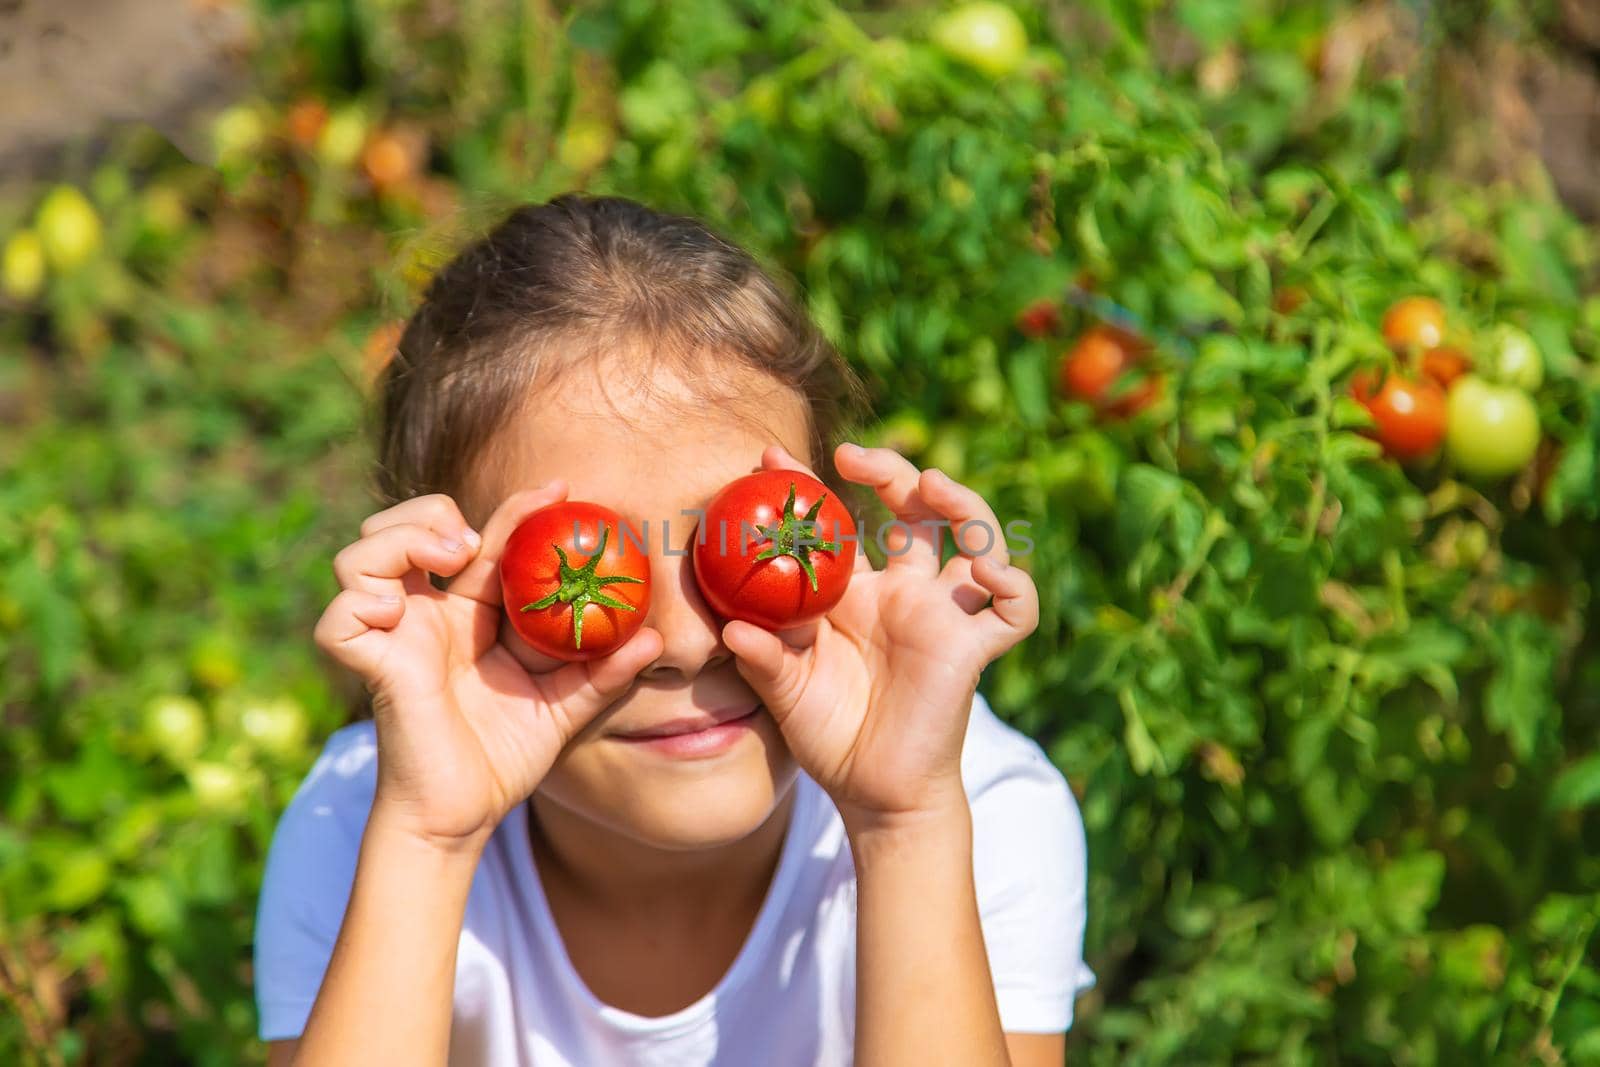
[187,761,249,815]
[925,430,968,481]
[2,230,47,300]
[939,174,974,208]
[874,411,931,456]
[239,696,309,759]
[557,119,612,173]
[35,185,102,271]
[932,2,1028,78]
[965,372,1006,414]
[143,695,207,765]
[140,185,188,238]
[211,104,269,166]
[1455,522,1490,569]
[744,76,785,125]
[1481,324,1544,391]
[648,139,695,183]
[317,105,369,169]
[190,634,242,690]
[1445,375,1540,481]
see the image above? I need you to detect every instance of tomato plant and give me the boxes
[500,502,651,660]
[1445,375,1542,480]
[1350,369,1448,460]
[693,471,857,630]
[1059,325,1163,418]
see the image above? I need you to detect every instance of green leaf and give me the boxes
[1485,614,1557,762]
[1378,851,1445,932]
[1550,752,1600,812]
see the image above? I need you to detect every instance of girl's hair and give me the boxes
[371,195,869,514]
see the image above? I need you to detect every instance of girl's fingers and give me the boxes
[918,467,1010,569]
[444,481,569,606]
[720,620,814,723]
[834,442,942,574]
[759,443,820,479]
[530,627,664,744]
[360,492,480,544]
[939,555,993,615]
[332,522,480,598]
[970,555,1040,657]
[313,589,406,674]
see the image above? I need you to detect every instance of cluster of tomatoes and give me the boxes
[2,185,103,302]
[500,471,857,661]
[1018,291,1546,484]
[1350,297,1544,481]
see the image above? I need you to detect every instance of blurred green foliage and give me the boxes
[3,0,1599,1063]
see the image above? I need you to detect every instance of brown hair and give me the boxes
[371,195,869,516]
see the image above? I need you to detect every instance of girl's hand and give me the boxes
[313,484,662,851]
[722,444,1039,833]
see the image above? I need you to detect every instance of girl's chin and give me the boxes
[613,762,796,850]
[542,748,799,851]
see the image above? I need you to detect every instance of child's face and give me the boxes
[472,360,814,850]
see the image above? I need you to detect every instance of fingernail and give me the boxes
[379,594,401,604]
[440,536,464,553]
[463,528,482,550]
[839,442,863,456]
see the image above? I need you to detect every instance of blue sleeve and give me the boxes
[253,722,378,1041]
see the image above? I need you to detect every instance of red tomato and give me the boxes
[360,127,425,193]
[1014,298,1061,338]
[1381,296,1446,352]
[286,98,329,150]
[501,502,650,660]
[1350,369,1447,461]
[1419,346,1472,389]
[694,471,857,630]
[1272,286,1309,314]
[1058,324,1161,417]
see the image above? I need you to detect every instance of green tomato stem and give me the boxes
[754,483,841,593]
[521,523,642,649]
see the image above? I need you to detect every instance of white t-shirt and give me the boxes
[254,691,1094,1064]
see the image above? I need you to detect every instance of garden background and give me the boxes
[3,0,1599,1063]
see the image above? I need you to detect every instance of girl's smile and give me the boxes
[610,705,765,758]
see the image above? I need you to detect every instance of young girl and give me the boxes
[254,195,1092,1066]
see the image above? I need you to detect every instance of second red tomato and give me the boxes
[1351,369,1447,461]
[694,470,857,630]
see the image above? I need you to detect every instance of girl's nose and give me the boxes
[637,547,730,678]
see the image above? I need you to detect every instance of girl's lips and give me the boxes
[613,708,761,758]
